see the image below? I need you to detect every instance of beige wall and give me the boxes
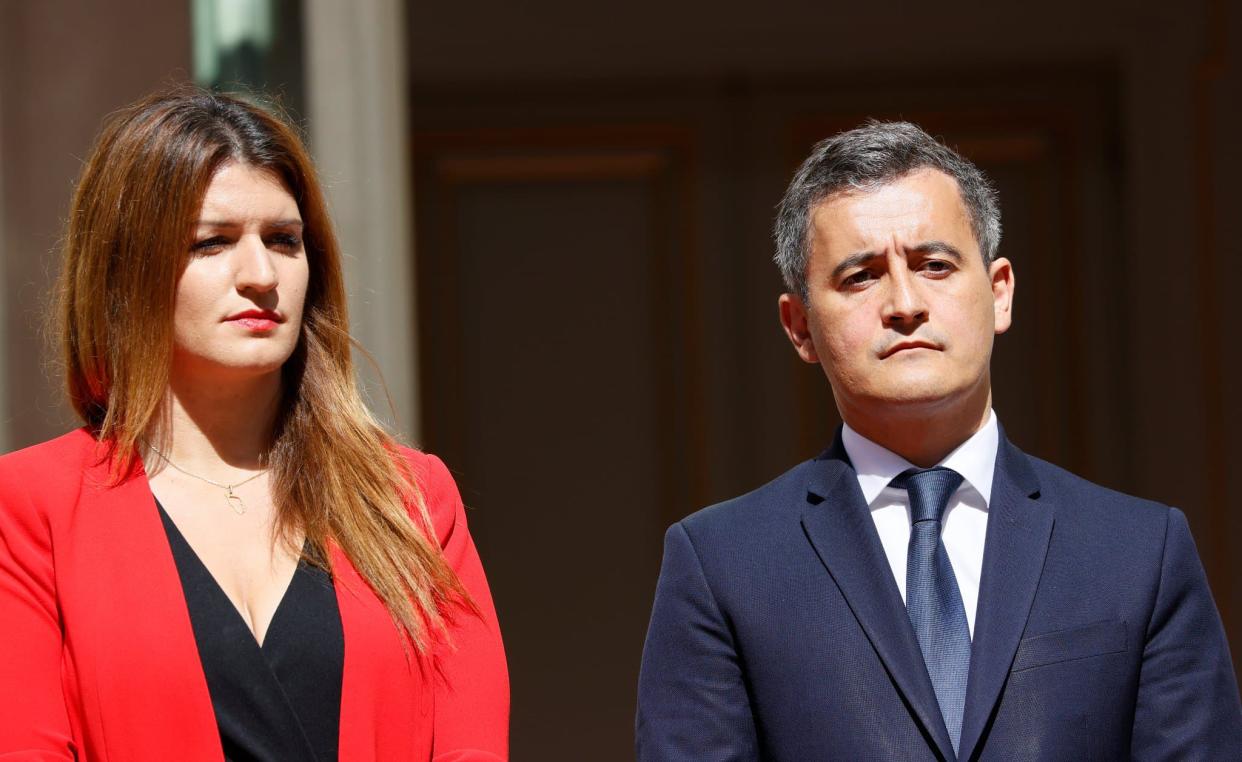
[0,0,192,449]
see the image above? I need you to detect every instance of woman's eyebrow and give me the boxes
[194,218,304,228]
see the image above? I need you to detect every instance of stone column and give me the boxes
[304,0,420,441]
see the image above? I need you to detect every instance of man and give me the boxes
[636,121,1242,760]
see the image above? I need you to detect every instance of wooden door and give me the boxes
[412,70,1121,759]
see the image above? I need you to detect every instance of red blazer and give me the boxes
[0,428,509,761]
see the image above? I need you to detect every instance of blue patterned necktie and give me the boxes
[892,466,971,756]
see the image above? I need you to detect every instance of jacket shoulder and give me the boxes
[1013,447,1183,562]
[679,458,816,538]
[395,445,464,547]
[0,427,96,463]
[0,428,96,491]
[1024,452,1170,521]
[0,429,96,530]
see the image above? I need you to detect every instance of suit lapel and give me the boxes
[956,436,1053,762]
[800,438,957,761]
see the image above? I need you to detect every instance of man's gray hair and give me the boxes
[774,120,1002,298]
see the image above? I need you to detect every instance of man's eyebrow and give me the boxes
[908,240,964,261]
[829,241,966,281]
[830,250,882,280]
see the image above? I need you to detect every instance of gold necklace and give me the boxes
[146,445,267,515]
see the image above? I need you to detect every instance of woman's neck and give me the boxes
[157,369,283,472]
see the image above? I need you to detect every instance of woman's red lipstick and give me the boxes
[226,309,283,332]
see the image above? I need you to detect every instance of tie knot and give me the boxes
[891,467,964,524]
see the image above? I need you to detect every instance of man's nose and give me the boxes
[882,266,928,328]
[235,234,279,293]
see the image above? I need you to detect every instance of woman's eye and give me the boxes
[268,233,303,252]
[190,236,229,253]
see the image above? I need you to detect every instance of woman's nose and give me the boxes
[234,235,279,293]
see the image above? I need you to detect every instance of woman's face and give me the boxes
[172,162,309,382]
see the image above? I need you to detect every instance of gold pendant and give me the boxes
[225,487,246,515]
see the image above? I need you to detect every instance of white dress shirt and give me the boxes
[841,410,999,638]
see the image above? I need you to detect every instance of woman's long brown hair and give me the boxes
[55,85,468,651]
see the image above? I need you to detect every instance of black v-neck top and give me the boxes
[157,500,345,762]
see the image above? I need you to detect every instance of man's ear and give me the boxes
[989,256,1015,335]
[779,293,820,364]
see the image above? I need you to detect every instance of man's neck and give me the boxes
[840,392,993,468]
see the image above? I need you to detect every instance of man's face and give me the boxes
[779,168,1014,421]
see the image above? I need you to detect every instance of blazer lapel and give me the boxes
[956,436,1053,762]
[331,542,436,761]
[331,544,383,760]
[77,446,221,759]
[800,437,957,761]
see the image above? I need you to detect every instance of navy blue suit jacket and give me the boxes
[637,432,1242,760]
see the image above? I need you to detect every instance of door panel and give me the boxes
[415,134,700,756]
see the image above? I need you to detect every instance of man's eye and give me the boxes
[922,260,953,274]
[844,270,876,286]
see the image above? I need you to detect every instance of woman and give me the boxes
[0,87,508,760]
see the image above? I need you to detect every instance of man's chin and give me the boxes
[856,383,964,411]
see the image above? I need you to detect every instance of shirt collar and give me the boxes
[841,409,999,508]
